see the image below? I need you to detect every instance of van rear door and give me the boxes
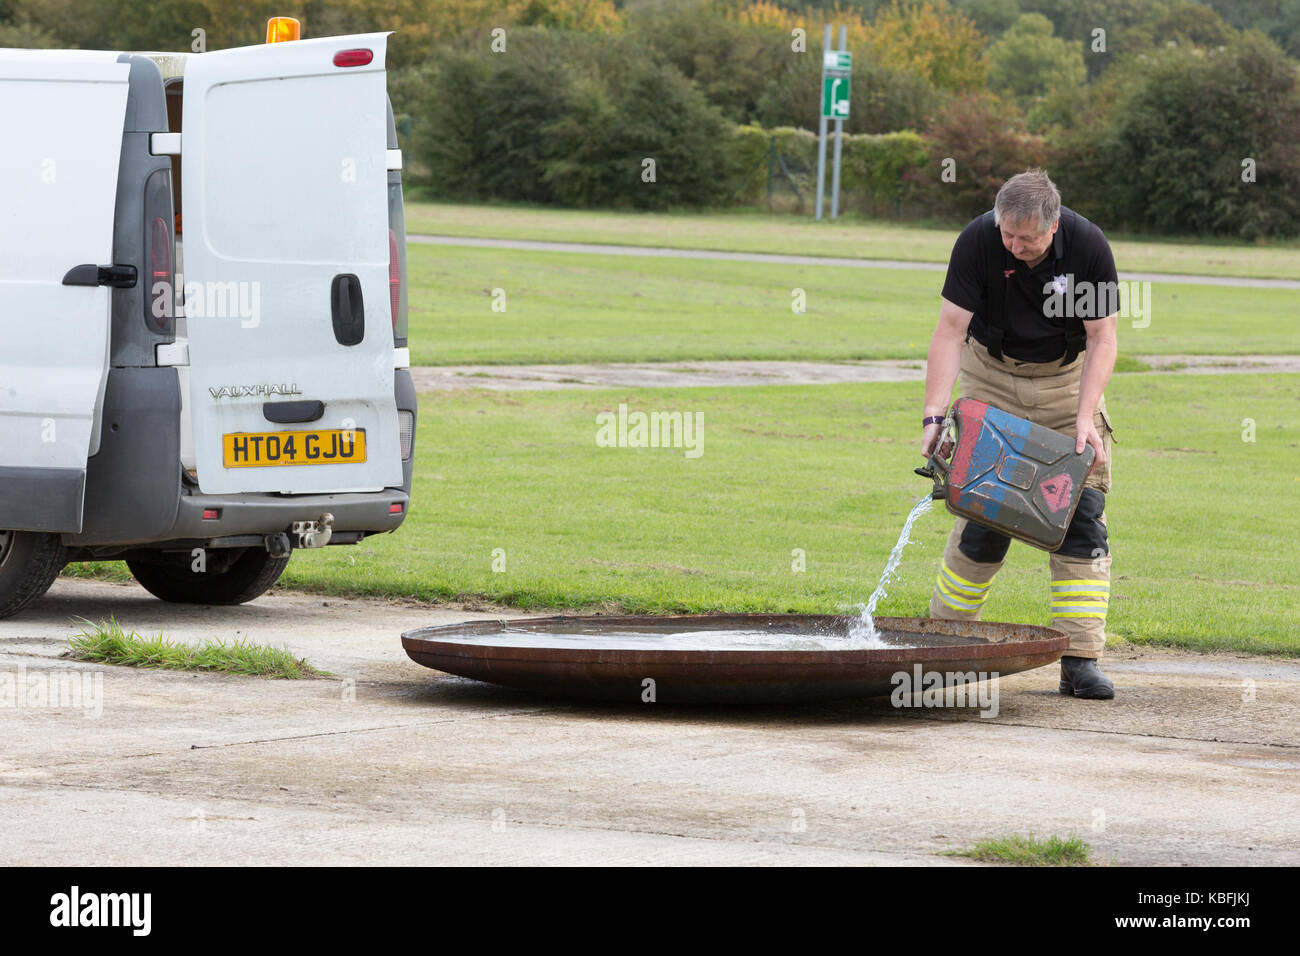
[180,33,402,495]
[0,51,129,532]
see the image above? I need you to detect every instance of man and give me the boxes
[921,168,1119,699]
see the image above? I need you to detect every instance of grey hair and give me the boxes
[993,169,1061,234]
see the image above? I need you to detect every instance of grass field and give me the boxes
[408,245,1300,366]
[271,373,1300,656]
[63,204,1299,656]
[405,201,1300,281]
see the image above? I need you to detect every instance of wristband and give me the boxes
[922,415,945,427]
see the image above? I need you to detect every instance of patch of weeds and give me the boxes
[945,832,1092,866]
[60,562,132,583]
[66,617,329,679]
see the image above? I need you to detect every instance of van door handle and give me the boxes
[62,264,138,289]
[331,274,364,346]
[264,400,325,424]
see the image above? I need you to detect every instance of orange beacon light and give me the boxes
[266,17,301,43]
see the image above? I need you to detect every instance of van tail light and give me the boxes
[334,49,373,68]
[388,229,400,330]
[150,215,171,331]
[397,410,414,460]
[151,217,170,281]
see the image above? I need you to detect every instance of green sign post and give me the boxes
[816,39,851,220]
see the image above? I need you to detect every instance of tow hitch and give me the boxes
[292,513,334,549]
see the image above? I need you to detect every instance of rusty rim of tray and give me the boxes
[401,614,1070,666]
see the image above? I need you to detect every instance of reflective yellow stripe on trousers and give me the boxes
[1051,579,1109,619]
[936,561,993,613]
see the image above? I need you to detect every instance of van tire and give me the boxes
[127,548,290,606]
[0,531,67,620]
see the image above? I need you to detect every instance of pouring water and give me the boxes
[847,496,935,644]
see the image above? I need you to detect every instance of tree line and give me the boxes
[5,0,1298,236]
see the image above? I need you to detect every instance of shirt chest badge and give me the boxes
[1051,274,1069,295]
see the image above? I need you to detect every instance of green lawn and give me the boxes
[408,245,1300,366]
[405,201,1300,281]
[278,373,1300,656]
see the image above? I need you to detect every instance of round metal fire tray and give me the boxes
[401,614,1069,703]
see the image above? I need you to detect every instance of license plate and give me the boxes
[222,428,367,468]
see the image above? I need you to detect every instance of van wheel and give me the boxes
[0,530,67,620]
[126,548,290,605]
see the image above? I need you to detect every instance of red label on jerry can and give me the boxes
[944,398,1095,551]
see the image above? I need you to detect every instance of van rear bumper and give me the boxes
[64,487,408,556]
[171,488,409,541]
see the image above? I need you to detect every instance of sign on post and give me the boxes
[820,51,851,119]
[816,37,851,221]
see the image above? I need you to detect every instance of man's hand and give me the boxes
[921,422,954,461]
[921,421,942,458]
[1075,414,1107,466]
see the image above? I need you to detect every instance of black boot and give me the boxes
[1059,656,1115,700]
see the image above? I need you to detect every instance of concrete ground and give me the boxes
[2,578,1296,866]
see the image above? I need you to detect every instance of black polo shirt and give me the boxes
[940,205,1119,363]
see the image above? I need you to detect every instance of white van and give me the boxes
[0,23,416,618]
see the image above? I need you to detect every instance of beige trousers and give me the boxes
[928,339,1115,659]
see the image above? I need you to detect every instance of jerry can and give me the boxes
[917,398,1096,551]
